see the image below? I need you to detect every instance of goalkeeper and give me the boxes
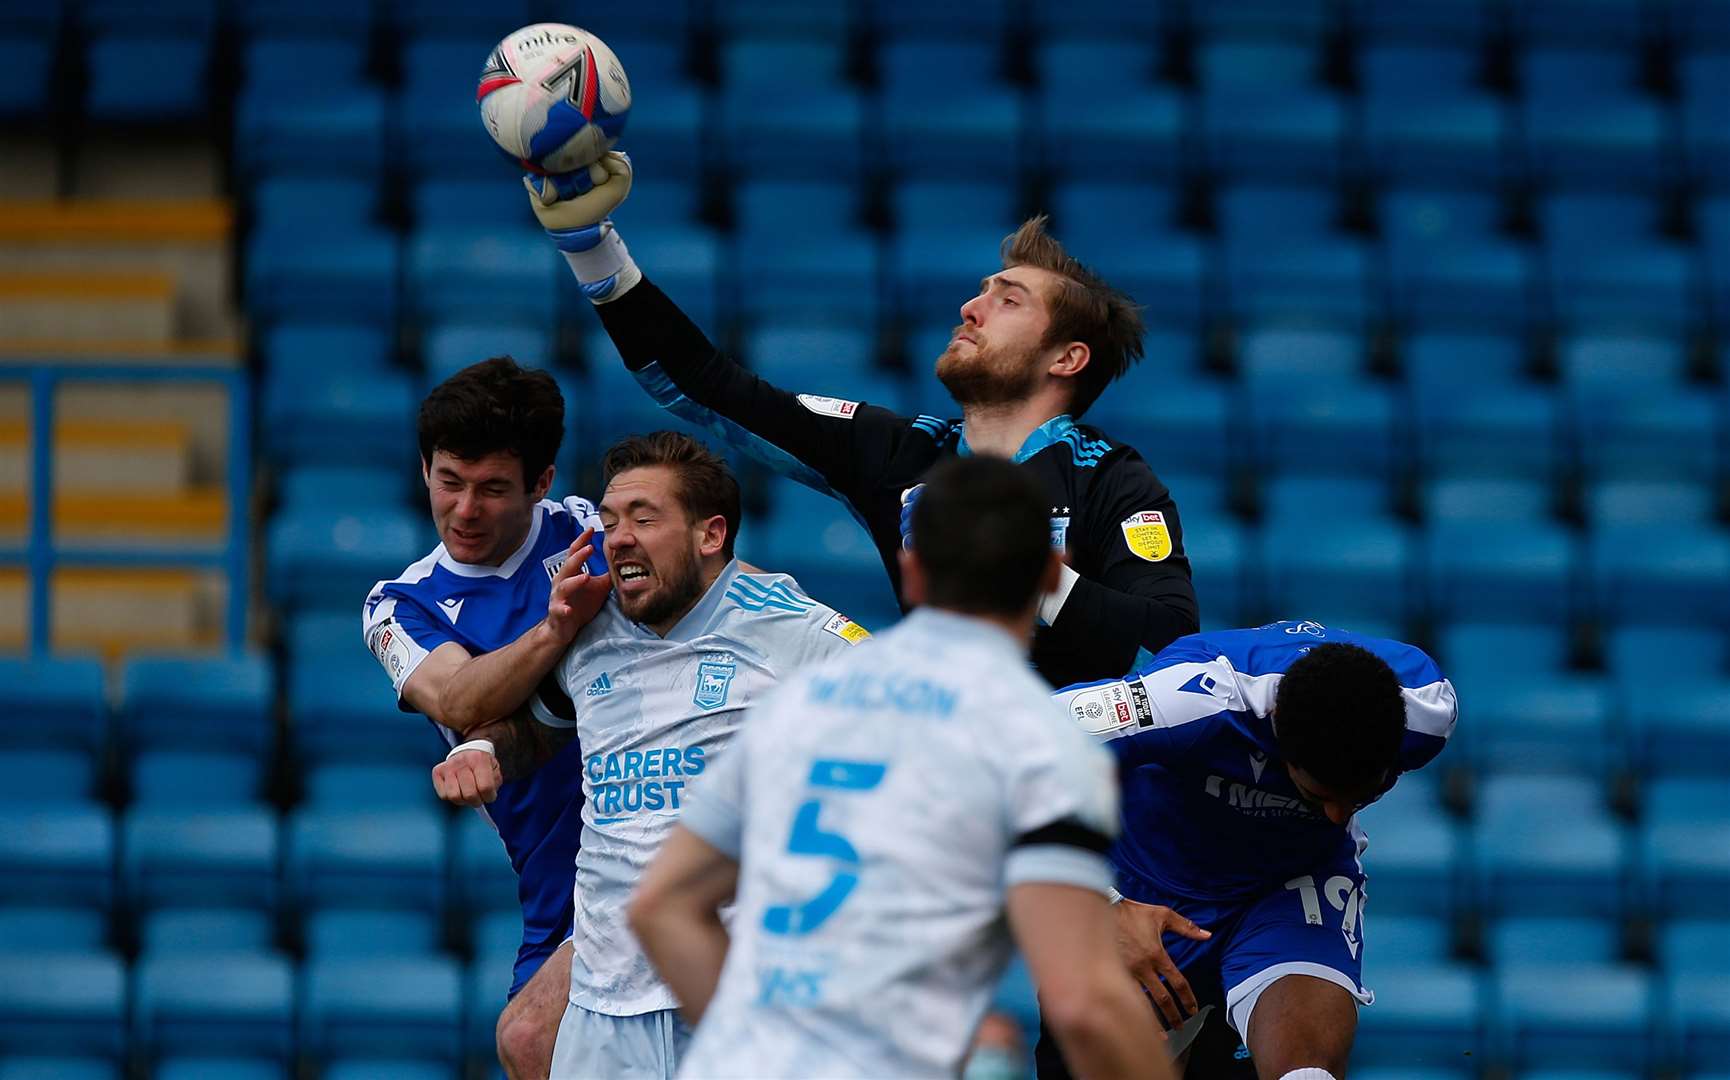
[524,155,1199,691]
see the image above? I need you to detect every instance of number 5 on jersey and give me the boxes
[762,759,888,936]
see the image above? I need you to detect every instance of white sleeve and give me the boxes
[361,588,438,699]
[679,737,747,859]
[1001,704,1120,895]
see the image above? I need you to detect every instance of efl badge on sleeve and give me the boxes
[822,612,871,645]
[1120,510,1173,562]
[693,656,738,711]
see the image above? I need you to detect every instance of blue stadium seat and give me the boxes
[0,657,105,752]
[0,805,113,911]
[1589,524,1730,628]
[1366,914,1453,968]
[306,764,435,810]
[880,43,1024,180]
[1193,0,1333,41]
[1363,81,1508,188]
[1357,773,1462,915]
[453,811,518,917]
[259,324,393,381]
[467,956,516,1069]
[1647,777,1730,822]
[120,806,278,912]
[0,24,55,118]
[1197,40,1317,88]
[1626,675,1730,778]
[86,35,210,120]
[1486,916,1621,965]
[737,183,880,326]
[1026,1,1165,37]
[1249,379,1398,479]
[1080,229,1209,329]
[299,955,462,1064]
[1493,964,1655,1072]
[1586,478,1715,527]
[1403,331,1530,393]
[1181,513,1250,629]
[1641,780,1730,918]
[1085,374,1230,481]
[395,38,523,179]
[251,178,374,235]
[305,910,440,958]
[1380,187,1502,256]
[1682,51,1730,189]
[277,466,408,514]
[234,0,372,40]
[1461,672,1612,777]
[1513,0,1648,43]
[1218,184,1336,247]
[1415,385,1562,481]
[1425,519,1577,625]
[0,751,95,804]
[1223,237,1372,326]
[1519,48,1669,190]
[1262,476,1389,521]
[1539,196,1694,330]
[1237,327,1363,381]
[1053,182,1181,249]
[1201,85,1346,183]
[1423,477,1554,522]
[245,227,399,328]
[154,1060,284,1080]
[285,806,447,916]
[1033,41,1182,181]
[1440,622,1573,680]
[0,1059,120,1080]
[715,0,849,38]
[0,952,125,1061]
[889,227,1010,327]
[1475,776,1628,917]
[867,0,1011,44]
[1658,920,1730,975]
[1558,332,1689,388]
[286,650,440,765]
[131,952,294,1064]
[893,180,1021,235]
[743,324,876,381]
[234,86,387,183]
[572,335,714,459]
[1668,972,1730,1075]
[119,654,272,759]
[1359,44,1482,100]
[266,504,427,615]
[324,1061,451,1080]
[1354,0,1492,43]
[131,751,263,806]
[386,0,533,39]
[719,40,864,181]
[1380,189,1534,325]
[1351,963,1483,1068]
[1607,626,1727,678]
[1258,513,1414,627]
[406,226,559,335]
[475,909,521,960]
[0,908,105,952]
[422,324,553,387]
[140,909,274,954]
[1573,388,1719,483]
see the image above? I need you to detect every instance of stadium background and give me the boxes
[2,0,1728,1076]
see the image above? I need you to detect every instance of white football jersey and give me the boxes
[675,607,1118,1078]
[547,560,865,1016]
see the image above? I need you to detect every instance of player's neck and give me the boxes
[959,393,1069,458]
[929,605,1034,654]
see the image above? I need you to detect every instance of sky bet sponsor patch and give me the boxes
[1120,510,1173,562]
[796,393,859,419]
[369,624,412,683]
[821,611,871,645]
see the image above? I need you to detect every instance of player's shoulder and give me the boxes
[363,546,445,619]
[1226,620,1447,687]
[722,569,871,644]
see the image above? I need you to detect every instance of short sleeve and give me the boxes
[1002,706,1119,894]
[679,738,747,859]
[362,587,458,700]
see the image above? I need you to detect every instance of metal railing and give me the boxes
[0,364,252,654]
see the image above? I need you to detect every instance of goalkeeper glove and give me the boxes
[526,151,641,304]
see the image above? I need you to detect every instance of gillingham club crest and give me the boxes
[692,655,737,711]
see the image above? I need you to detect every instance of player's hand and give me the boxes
[1114,898,1210,1028]
[526,150,633,237]
[432,747,502,807]
[546,529,612,642]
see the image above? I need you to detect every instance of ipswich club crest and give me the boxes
[693,655,737,711]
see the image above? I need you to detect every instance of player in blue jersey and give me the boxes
[1048,621,1458,1080]
[361,358,610,1080]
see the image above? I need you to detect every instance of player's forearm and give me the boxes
[594,275,719,375]
[631,905,729,1024]
[1052,573,1200,675]
[439,621,570,735]
[467,706,575,781]
[1044,974,1171,1080]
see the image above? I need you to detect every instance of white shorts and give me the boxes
[550,1001,693,1079]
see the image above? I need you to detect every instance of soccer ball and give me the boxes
[476,23,631,175]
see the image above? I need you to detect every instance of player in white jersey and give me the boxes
[630,457,1169,1080]
[449,431,867,1080]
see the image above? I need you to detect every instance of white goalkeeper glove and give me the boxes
[525,151,640,304]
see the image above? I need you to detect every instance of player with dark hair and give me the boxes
[455,429,869,1080]
[362,356,610,1079]
[522,154,1199,692]
[1050,622,1459,1079]
[630,457,1171,1079]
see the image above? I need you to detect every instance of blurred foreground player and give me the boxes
[630,457,1170,1080]
[361,358,609,1078]
[458,431,867,1079]
[1050,622,1459,1079]
[524,153,1198,689]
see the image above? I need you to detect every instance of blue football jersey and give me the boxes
[1052,620,1457,904]
[363,496,601,988]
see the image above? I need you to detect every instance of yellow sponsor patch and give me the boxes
[1120,510,1173,562]
[823,612,872,645]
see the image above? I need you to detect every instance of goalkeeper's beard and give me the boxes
[936,335,1044,409]
[614,544,706,629]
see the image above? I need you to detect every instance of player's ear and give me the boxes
[898,548,928,608]
[1047,341,1089,380]
[420,456,432,485]
[530,464,555,501]
[697,514,728,558]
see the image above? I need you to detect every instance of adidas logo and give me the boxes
[585,673,614,697]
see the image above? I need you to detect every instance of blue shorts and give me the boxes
[510,917,573,999]
[1118,853,1375,1042]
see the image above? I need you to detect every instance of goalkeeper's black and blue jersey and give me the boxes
[595,279,1200,689]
